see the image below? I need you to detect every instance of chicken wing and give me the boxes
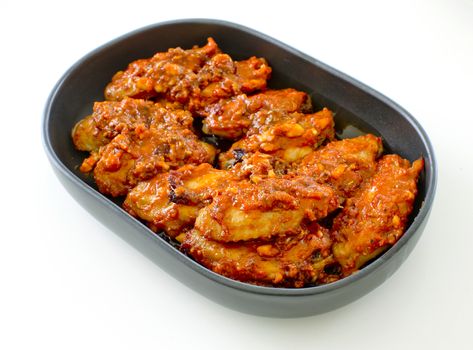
[104,38,271,111]
[104,38,220,101]
[219,108,335,168]
[194,175,340,243]
[192,54,271,111]
[331,154,424,275]
[72,98,161,153]
[295,134,383,199]
[201,88,312,139]
[182,223,333,287]
[90,107,216,197]
[123,164,233,238]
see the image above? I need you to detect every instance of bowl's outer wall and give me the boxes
[43,20,436,317]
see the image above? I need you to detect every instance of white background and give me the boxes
[1,0,472,349]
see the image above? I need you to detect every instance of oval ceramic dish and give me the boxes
[42,19,437,317]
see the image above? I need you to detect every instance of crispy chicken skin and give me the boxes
[182,223,333,287]
[295,134,383,199]
[201,88,312,139]
[90,107,216,197]
[104,38,271,111]
[331,155,424,275]
[219,107,335,168]
[194,175,340,242]
[123,164,233,238]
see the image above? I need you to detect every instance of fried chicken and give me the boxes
[201,88,312,139]
[331,155,424,275]
[194,175,340,243]
[295,134,383,199]
[219,107,335,168]
[182,223,333,287]
[104,38,271,112]
[89,106,216,196]
[72,98,158,153]
[104,38,220,102]
[123,164,233,239]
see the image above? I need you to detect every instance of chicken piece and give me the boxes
[194,175,340,243]
[229,152,290,180]
[72,114,101,152]
[90,108,216,197]
[219,108,335,169]
[104,38,272,111]
[104,38,220,101]
[192,54,271,111]
[123,164,234,238]
[331,154,424,275]
[72,98,159,153]
[182,223,333,287]
[201,88,312,139]
[295,134,383,199]
[247,88,312,114]
[234,56,272,93]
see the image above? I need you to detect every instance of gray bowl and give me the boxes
[42,19,437,317]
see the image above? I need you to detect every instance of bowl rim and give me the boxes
[42,18,437,297]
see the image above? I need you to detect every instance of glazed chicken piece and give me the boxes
[229,152,291,180]
[219,108,335,169]
[124,153,292,238]
[124,164,234,239]
[246,88,312,114]
[192,54,271,111]
[201,88,312,139]
[295,134,383,199]
[104,37,271,111]
[182,223,333,287]
[194,175,340,243]
[331,154,424,275]
[104,38,220,101]
[72,98,157,153]
[89,107,216,197]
